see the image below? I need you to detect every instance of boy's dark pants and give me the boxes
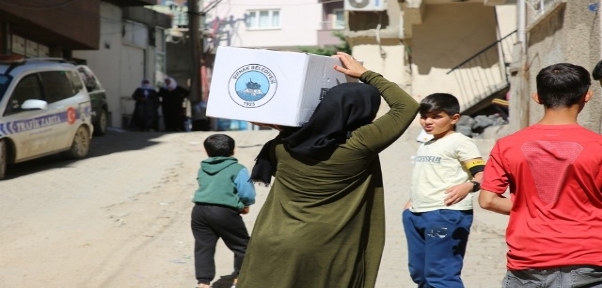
[402,209,473,288]
[191,204,250,285]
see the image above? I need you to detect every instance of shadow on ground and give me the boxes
[4,129,169,179]
[212,273,237,288]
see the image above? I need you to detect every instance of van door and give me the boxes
[38,70,90,152]
[1,73,56,160]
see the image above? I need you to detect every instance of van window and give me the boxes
[66,70,84,92]
[39,71,77,103]
[77,67,100,92]
[0,75,10,102]
[4,74,43,116]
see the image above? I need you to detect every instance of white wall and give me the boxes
[207,0,322,49]
[74,2,160,128]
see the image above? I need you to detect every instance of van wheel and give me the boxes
[65,126,90,159]
[93,109,107,136]
[0,139,6,180]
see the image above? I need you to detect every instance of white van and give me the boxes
[0,57,93,179]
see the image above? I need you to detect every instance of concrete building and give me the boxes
[156,0,344,51]
[508,0,602,133]
[345,0,517,119]
[0,0,170,130]
[0,0,101,57]
[151,0,346,85]
[73,1,170,129]
[150,0,347,130]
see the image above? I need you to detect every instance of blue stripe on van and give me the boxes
[1,111,70,136]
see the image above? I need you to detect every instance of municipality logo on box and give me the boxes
[228,64,278,108]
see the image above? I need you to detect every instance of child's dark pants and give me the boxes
[191,204,250,285]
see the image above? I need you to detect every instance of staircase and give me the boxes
[446,30,517,116]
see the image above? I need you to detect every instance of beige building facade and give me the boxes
[509,0,602,133]
[347,0,602,135]
[346,0,517,114]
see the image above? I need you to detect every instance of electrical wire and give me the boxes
[202,0,225,15]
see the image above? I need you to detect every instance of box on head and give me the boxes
[206,47,359,127]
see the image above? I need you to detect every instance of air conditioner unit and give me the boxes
[344,0,387,11]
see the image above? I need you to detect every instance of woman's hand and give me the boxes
[333,52,368,78]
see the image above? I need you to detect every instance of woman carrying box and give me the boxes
[238,52,419,288]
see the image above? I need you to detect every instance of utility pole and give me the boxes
[188,0,203,127]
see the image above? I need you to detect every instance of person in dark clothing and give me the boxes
[191,134,256,288]
[238,53,419,288]
[130,79,160,131]
[158,77,189,132]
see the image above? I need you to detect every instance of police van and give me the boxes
[0,56,93,179]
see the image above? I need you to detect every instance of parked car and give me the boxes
[76,65,108,136]
[0,56,93,179]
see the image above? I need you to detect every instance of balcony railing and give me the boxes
[446,30,517,110]
[320,21,345,31]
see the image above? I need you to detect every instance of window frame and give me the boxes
[333,9,345,30]
[77,67,100,93]
[4,73,43,116]
[246,9,281,30]
[39,71,78,104]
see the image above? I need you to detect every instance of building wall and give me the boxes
[208,0,322,49]
[410,4,499,107]
[0,0,100,50]
[522,1,601,132]
[497,3,518,38]
[347,2,515,112]
[74,2,161,128]
[318,2,345,47]
[352,40,407,86]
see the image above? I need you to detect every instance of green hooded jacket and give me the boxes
[192,156,246,210]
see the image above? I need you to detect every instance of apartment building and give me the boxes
[508,0,602,133]
[152,0,347,130]
[0,0,169,129]
[0,0,102,57]
[345,0,517,122]
[156,0,344,50]
[72,1,171,129]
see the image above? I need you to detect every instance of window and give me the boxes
[67,70,86,93]
[77,67,99,93]
[123,20,148,47]
[0,75,11,103]
[39,71,77,103]
[246,10,280,29]
[5,74,42,116]
[333,9,345,29]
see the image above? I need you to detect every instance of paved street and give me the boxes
[0,123,509,288]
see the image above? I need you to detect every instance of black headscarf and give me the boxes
[282,82,381,160]
[250,82,381,185]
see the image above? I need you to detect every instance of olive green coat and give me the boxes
[237,71,419,288]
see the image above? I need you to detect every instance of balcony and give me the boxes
[318,21,345,47]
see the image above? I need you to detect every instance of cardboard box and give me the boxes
[206,47,357,127]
